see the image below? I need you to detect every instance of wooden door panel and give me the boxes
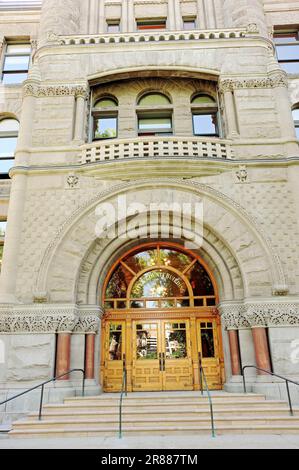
[197,320,222,390]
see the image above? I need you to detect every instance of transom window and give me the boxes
[2,43,31,85]
[274,31,299,74]
[107,20,120,33]
[104,243,216,310]
[191,94,219,137]
[0,118,19,178]
[137,93,173,136]
[92,97,118,140]
[183,19,196,30]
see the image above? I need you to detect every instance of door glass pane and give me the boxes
[136,323,158,360]
[200,326,215,358]
[109,324,122,361]
[165,322,187,359]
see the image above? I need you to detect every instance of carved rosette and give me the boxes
[219,302,299,329]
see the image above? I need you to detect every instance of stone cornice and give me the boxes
[23,83,89,99]
[219,73,288,92]
[0,304,102,334]
[219,301,299,329]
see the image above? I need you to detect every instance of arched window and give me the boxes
[0,118,19,178]
[191,94,219,137]
[137,92,173,136]
[104,243,216,310]
[92,97,118,140]
[292,107,299,139]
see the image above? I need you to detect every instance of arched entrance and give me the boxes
[101,242,225,392]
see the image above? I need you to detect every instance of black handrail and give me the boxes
[0,368,85,421]
[199,354,216,437]
[119,357,128,439]
[242,365,299,416]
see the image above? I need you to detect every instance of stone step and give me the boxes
[64,393,266,404]
[42,399,289,412]
[12,415,299,431]
[9,423,299,438]
[28,406,297,420]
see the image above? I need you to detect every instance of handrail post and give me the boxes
[242,366,247,393]
[82,371,85,397]
[198,353,203,396]
[285,380,294,416]
[38,384,44,421]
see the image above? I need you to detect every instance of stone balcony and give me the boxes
[53,26,253,47]
[80,136,235,165]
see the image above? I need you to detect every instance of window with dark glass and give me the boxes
[0,118,19,178]
[191,94,219,137]
[92,97,118,140]
[107,20,120,33]
[2,44,31,85]
[136,19,166,30]
[293,108,299,139]
[137,93,173,136]
[183,19,196,30]
[274,31,299,74]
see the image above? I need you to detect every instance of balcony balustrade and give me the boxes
[80,136,234,165]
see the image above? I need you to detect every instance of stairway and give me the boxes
[9,392,299,438]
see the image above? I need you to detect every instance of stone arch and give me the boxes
[36,179,286,303]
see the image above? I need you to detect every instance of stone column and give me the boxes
[197,0,206,29]
[56,333,71,379]
[127,0,135,32]
[73,91,86,143]
[121,0,128,32]
[174,0,182,30]
[252,327,272,374]
[85,334,96,379]
[98,0,106,33]
[221,86,239,138]
[39,0,82,45]
[0,79,37,303]
[168,0,176,30]
[228,330,241,375]
[204,0,216,29]
[223,0,268,37]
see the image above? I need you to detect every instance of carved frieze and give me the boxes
[23,83,88,99]
[219,74,288,93]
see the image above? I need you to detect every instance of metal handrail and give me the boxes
[0,368,85,421]
[119,364,127,439]
[199,355,216,438]
[242,365,299,416]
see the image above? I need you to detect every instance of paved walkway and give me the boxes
[0,433,299,449]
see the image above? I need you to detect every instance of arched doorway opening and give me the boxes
[101,242,225,392]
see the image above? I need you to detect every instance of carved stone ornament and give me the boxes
[246,23,259,34]
[219,302,299,329]
[47,31,64,45]
[66,174,79,189]
[219,73,288,93]
[236,165,248,183]
[23,83,88,99]
[0,305,102,334]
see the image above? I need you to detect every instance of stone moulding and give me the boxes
[219,302,299,329]
[23,83,89,99]
[0,305,102,334]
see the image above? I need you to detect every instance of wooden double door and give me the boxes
[101,313,224,393]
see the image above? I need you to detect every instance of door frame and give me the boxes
[100,307,225,392]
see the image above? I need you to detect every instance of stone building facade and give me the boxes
[0,0,299,420]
